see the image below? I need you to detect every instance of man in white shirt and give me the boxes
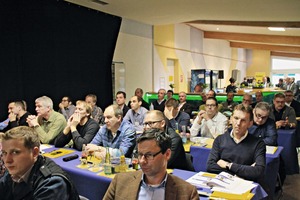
[190,97,228,138]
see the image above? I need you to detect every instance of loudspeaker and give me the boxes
[218,70,224,79]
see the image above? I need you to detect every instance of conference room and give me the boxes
[1,0,300,200]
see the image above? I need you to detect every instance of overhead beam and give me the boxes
[187,20,300,28]
[271,52,300,58]
[204,31,300,45]
[230,42,300,53]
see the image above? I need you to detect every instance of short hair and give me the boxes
[106,104,123,118]
[85,94,97,103]
[255,102,271,113]
[146,110,165,121]
[22,100,27,111]
[158,88,166,94]
[229,77,235,83]
[135,88,143,95]
[284,90,293,95]
[274,93,285,99]
[207,90,216,97]
[137,128,171,154]
[14,101,26,110]
[35,96,53,109]
[76,100,92,117]
[206,97,218,106]
[116,91,126,98]
[167,90,174,95]
[279,78,283,82]
[233,104,253,121]
[227,91,235,96]
[1,126,40,149]
[165,98,179,109]
[62,96,72,102]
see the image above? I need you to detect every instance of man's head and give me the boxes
[206,90,216,98]
[242,93,252,107]
[135,88,143,98]
[253,102,270,125]
[229,78,236,84]
[273,93,286,111]
[1,126,40,177]
[75,100,92,119]
[226,92,234,102]
[61,96,72,108]
[8,102,16,114]
[285,90,294,104]
[103,105,123,132]
[35,96,53,118]
[255,91,263,103]
[231,104,253,138]
[130,96,142,111]
[278,78,283,84]
[200,92,207,102]
[136,128,171,179]
[157,89,166,101]
[164,98,179,118]
[166,90,173,99]
[10,101,27,117]
[85,94,97,108]
[179,92,187,103]
[116,91,126,106]
[205,97,218,117]
[143,110,166,131]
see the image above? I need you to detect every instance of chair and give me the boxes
[185,153,195,171]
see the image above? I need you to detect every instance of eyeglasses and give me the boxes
[143,120,162,127]
[61,99,68,102]
[254,110,268,121]
[137,150,162,160]
[205,104,216,107]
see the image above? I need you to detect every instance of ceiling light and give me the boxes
[268,27,285,31]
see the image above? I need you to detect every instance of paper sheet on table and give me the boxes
[43,148,75,158]
[40,144,52,154]
[266,146,278,154]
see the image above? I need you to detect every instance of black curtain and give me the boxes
[0,0,121,120]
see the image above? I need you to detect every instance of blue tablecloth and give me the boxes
[172,169,268,200]
[190,145,283,198]
[44,147,111,200]
[277,129,299,175]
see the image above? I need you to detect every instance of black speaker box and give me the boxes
[218,70,224,79]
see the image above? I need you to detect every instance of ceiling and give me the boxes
[65,0,300,57]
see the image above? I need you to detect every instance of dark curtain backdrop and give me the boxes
[0,0,121,120]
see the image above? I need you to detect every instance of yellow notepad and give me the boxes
[211,190,254,200]
[266,146,278,154]
[43,148,75,158]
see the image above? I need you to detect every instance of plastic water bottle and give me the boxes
[181,125,187,143]
[149,103,154,110]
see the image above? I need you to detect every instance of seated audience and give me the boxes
[251,91,263,108]
[55,100,100,150]
[27,96,66,144]
[287,77,298,97]
[226,77,237,93]
[0,126,80,200]
[276,78,286,90]
[207,104,266,188]
[190,97,228,138]
[6,101,30,130]
[241,93,253,108]
[116,91,130,117]
[124,96,148,132]
[269,93,297,129]
[240,77,249,87]
[143,110,189,170]
[178,91,193,117]
[285,90,300,117]
[164,98,190,132]
[221,91,238,113]
[58,96,76,120]
[87,104,136,158]
[103,128,199,200]
[128,88,149,110]
[248,102,277,146]
[199,90,223,111]
[85,94,104,124]
[153,88,166,112]
[166,89,174,100]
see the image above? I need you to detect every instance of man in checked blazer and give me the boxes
[103,128,199,200]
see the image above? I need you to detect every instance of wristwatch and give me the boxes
[226,162,231,170]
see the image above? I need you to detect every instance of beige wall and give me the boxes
[246,50,271,81]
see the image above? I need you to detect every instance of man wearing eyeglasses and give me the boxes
[143,110,189,170]
[242,93,253,108]
[248,102,278,146]
[103,128,199,200]
[269,93,297,129]
[58,96,76,120]
[284,90,300,117]
[190,97,228,138]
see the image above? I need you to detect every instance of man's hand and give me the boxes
[59,103,64,110]
[164,107,174,120]
[196,110,206,124]
[86,144,104,152]
[69,113,80,128]
[8,113,17,122]
[26,115,39,127]
[217,159,229,169]
[276,120,288,128]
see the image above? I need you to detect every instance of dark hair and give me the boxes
[206,97,218,106]
[137,128,171,154]
[233,104,253,121]
[167,90,174,95]
[274,93,285,99]
[165,98,179,109]
[116,91,126,98]
[229,78,235,84]
[14,101,26,110]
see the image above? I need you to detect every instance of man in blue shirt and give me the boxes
[87,104,136,158]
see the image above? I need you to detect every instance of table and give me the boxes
[277,129,299,175]
[172,169,268,200]
[44,147,111,200]
[190,145,283,199]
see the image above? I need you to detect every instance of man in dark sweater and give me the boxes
[207,104,266,185]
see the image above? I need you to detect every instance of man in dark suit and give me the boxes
[285,90,300,117]
[178,91,193,117]
[103,128,198,200]
[116,91,130,117]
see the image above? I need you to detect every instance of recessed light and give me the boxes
[268,27,285,31]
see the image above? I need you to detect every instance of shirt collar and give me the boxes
[230,129,248,144]
[141,172,168,188]
[11,165,34,183]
